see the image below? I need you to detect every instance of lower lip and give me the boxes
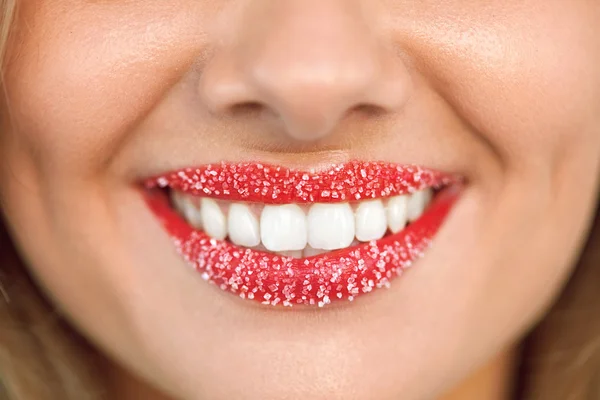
[146,186,461,308]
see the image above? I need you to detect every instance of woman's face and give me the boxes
[1,1,599,399]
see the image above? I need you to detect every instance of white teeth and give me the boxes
[355,200,387,242]
[387,195,408,234]
[173,187,437,253]
[183,202,203,229]
[308,203,355,250]
[172,192,203,229]
[200,198,227,240]
[228,203,260,247]
[260,204,308,252]
[406,189,433,222]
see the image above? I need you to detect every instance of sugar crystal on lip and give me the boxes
[150,160,456,204]
[150,161,459,307]
[163,196,452,307]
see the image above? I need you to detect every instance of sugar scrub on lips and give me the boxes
[146,161,462,307]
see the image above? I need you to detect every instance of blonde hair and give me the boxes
[520,210,600,399]
[0,0,14,67]
[0,1,598,399]
[0,1,102,399]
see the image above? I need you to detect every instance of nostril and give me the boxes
[229,101,266,117]
[352,103,387,116]
[343,103,388,121]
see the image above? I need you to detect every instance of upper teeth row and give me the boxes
[171,189,433,254]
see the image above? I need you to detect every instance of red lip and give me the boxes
[146,161,456,203]
[145,161,461,307]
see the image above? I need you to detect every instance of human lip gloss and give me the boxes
[146,161,462,307]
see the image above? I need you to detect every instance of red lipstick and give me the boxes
[146,161,461,307]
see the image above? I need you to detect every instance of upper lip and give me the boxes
[145,160,458,203]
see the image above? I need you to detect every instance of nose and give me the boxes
[200,0,412,142]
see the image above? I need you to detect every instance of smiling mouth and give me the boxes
[144,161,462,307]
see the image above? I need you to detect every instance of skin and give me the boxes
[1,0,599,399]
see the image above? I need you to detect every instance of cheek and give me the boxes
[3,2,207,178]
[401,1,600,174]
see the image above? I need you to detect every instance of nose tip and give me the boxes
[200,1,411,142]
[249,53,409,141]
